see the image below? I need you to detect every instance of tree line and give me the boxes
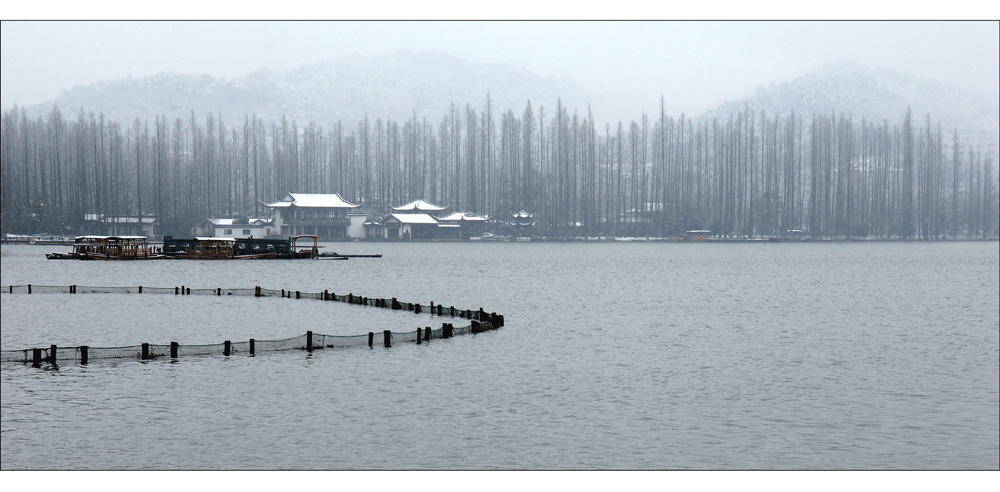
[1,96,997,239]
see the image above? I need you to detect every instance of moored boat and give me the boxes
[46,235,165,260]
[163,237,278,259]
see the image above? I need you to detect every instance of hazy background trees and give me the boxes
[2,97,997,239]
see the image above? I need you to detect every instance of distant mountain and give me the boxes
[705,61,999,137]
[17,57,998,140]
[22,51,597,128]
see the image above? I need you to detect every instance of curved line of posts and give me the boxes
[0,284,504,367]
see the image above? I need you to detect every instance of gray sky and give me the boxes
[2,19,998,115]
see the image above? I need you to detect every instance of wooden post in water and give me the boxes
[324,289,329,301]
[416,328,422,344]
[139,286,143,294]
[414,304,421,314]
[32,348,41,367]
[450,306,455,317]
[170,342,178,359]
[80,346,88,365]
[49,344,57,364]
[383,330,391,348]
[307,331,313,352]
[28,284,31,294]
[181,285,185,295]
[255,286,261,297]
[296,290,300,299]
[217,288,221,296]
[224,341,231,356]
[175,286,179,295]
[141,343,150,360]
[424,327,431,341]
[249,339,255,356]
[368,332,374,348]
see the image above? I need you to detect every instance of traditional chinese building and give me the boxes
[265,193,361,239]
[437,212,489,239]
[509,211,535,239]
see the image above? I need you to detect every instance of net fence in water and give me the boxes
[0,324,480,364]
[1,283,502,365]
[3,284,505,323]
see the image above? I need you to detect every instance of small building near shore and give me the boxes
[201,218,274,238]
[437,212,489,239]
[83,213,157,237]
[382,213,441,240]
[509,211,535,239]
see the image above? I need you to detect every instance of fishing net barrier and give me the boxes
[0,284,504,366]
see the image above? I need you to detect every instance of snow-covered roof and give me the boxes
[436,224,461,228]
[385,213,439,225]
[84,214,156,224]
[437,212,489,222]
[392,199,447,212]
[512,210,533,218]
[209,218,273,226]
[265,193,360,209]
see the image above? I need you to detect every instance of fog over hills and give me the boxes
[706,61,999,137]
[19,52,998,138]
[24,51,597,127]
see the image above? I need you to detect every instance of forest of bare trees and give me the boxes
[1,96,997,239]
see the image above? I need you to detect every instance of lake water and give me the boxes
[1,241,998,470]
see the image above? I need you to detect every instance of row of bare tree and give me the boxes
[1,97,997,238]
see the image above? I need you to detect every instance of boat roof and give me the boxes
[194,237,237,242]
[265,193,360,209]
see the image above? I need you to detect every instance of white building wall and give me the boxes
[348,214,367,239]
[212,225,272,238]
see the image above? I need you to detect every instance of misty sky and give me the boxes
[2,19,998,116]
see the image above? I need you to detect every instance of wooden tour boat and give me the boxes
[46,235,165,260]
